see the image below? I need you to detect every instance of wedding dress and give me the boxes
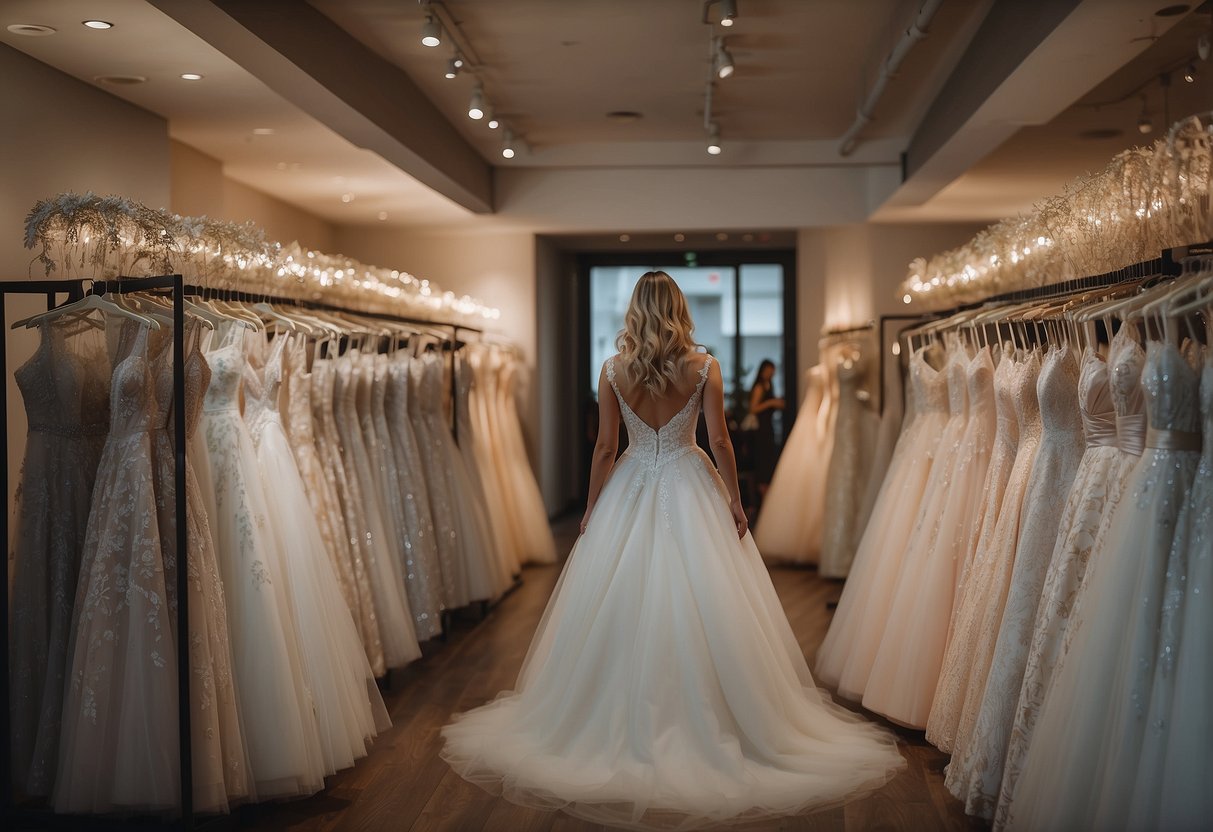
[819,353,875,578]
[814,346,948,699]
[9,321,109,797]
[863,343,995,729]
[946,344,1083,819]
[1005,339,1202,831]
[194,320,325,800]
[992,346,1119,826]
[246,335,391,774]
[928,346,1022,751]
[441,355,904,829]
[467,348,525,575]
[754,363,830,563]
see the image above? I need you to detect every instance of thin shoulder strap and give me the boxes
[695,354,713,393]
[605,355,621,395]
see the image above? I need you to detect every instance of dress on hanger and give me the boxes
[946,344,1084,819]
[9,321,109,797]
[246,334,391,775]
[754,363,830,563]
[814,345,949,699]
[193,320,325,801]
[863,342,995,729]
[1006,338,1202,832]
[992,345,1119,826]
[467,348,525,575]
[819,351,875,578]
[441,355,905,829]
[494,355,558,564]
[928,346,1022,751]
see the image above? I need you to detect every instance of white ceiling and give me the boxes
[0,0,472,225]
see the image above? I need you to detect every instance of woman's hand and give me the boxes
[731,499,749,539]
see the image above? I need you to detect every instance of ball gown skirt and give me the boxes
[813,347,949,699]
[1005,341,1202,831]
[442,357,904,829]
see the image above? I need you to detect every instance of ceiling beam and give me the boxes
[874,0,1189,214]
[148,0,492,214]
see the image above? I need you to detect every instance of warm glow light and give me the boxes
[82,20,113,29]
[180,73,204,81]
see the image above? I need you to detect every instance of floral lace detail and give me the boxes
[607,354,712,471]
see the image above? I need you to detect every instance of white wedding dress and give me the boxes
[441,355,904,830]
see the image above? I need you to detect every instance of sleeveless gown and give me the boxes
[441,355,904,829]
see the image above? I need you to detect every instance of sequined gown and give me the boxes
[819,353,874,578]
[814,346,949,699]
[1006,339,1202,831]
[863,344,996,729]
[194,321,325,800]
[441,355,905,829]
[946,344,1083,819]
[9,321,109,797]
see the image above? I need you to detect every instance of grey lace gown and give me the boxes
[9,320,109,798]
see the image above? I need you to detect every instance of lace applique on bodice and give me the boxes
[284,335,314,446]
[607,355,712,470]
[911,348,949,415]
[993,348,1022,450]
[16,322,110,438]
[965,346,997,448]
[202,322,248,414]
[1110,330,1147,456]
[1078,348,1116,448]
[244,334,288,439]
[944,347,971,419]
[1013,350,1044,446]
[107,322,157,436]
[1038,346,1082,442]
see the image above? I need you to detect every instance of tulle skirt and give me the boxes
[442,449,904,830]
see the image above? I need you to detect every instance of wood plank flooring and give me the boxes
[243,521,984,832]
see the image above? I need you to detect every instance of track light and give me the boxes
[714,39,735,79]
[468,84,485,120]
[707,123,722,155]
[485,107,500,129]
[501,128,516,159]
[445,55,461,79]
[421,15,441,47]
[1183,62,1197,83]
[1137,96,1153,134]
[703,0,738,28]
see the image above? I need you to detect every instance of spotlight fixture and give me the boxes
[82,20,113,29]
[702,0,738,28]
[420,15,441,47]
[1137,96,1153,134]
[468,84,485,119]
[619,234,631,242]
[445,55,461,79]
[501,129,517,159]
[180,72,204,81]
[377,211,389,221]
[485,107,500,129]
[1183,63,1197,83]
[341,192,355,203]
[714,39,735,79]
[707,123,722,155]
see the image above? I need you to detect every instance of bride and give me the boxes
[441,271,904,829]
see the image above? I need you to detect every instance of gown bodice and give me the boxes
[966,346,997,440]
[1037,346,1082,442]
[1078,348,1116,448]
[911,348,949,416]
[1142,340,1202,436]
[284,336,315,446]
[992,347,1022,450]
[202,322,247,415]
[944,347,970,419]
[607,354,713,470]
[1013,350,1044,446]
[107,322,158,436]
[244,334,288,436]
[17,322,110,439]
[1109,330,1147,456]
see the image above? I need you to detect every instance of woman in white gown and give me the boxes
[441,272,904,829]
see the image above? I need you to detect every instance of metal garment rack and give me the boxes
[1,276,486,830]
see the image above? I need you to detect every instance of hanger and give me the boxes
[13,286,161,330]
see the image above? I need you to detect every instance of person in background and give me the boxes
[749,359,785,501]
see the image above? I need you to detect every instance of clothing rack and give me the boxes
[1,275,497,830]
[820,321,876,339]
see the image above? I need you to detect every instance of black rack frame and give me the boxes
[1,275,490,831]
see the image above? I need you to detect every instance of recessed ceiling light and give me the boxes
[7,23,57,36]
[94,75,147,85]
[180,72,204,81]
[674,233,686,242]
[377,211,389,221]
[82,20,113,29]
[341,193,355,203]
[742,233,754,242]
[252,127,275,135]
[1154,4,1190,16]
[716,232,729,241]
[619,234,631,242]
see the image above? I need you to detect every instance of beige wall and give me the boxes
[170,140,336,251]
[0,44,172,508]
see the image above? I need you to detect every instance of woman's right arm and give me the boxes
[704,360,748,538]
[581,362,621,534]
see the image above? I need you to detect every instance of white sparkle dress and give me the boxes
[441,355,904,829]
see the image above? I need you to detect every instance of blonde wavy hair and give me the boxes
[615,271,699,395]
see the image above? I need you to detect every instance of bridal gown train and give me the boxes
[442,355,904,830]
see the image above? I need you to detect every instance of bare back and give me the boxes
[611,352,712,432]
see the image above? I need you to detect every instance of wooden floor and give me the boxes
[242,520,984,832]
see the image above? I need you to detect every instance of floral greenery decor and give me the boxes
[901,114,1213,310]
[23,193,501,324]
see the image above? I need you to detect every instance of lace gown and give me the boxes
[947,344,1084,819]
[754,364,830,563]
[1006,340,1202,832]
[9,321,109,797]
[814,347,949,699]
[928,347,1022,751]
[383,356,445,639]
[311,355,384,675]
[863,344,996,729]
[246,335,391,774]
[819,354,875,578]
[992,346,1119,826]
[334,351,420,668]
[54,323,181,813]
[194,321,325,800]
[441,355,905,829]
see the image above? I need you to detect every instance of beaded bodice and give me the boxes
[607,355,712,470]
[944,347,970,418]
[16,321,110,438]
[1078,348,1116,448]
[1142,340,1201,435]
[284,335,315,445]
[992,347,1021,451]
[1013,350,1044,446]
[912,348,949,415]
